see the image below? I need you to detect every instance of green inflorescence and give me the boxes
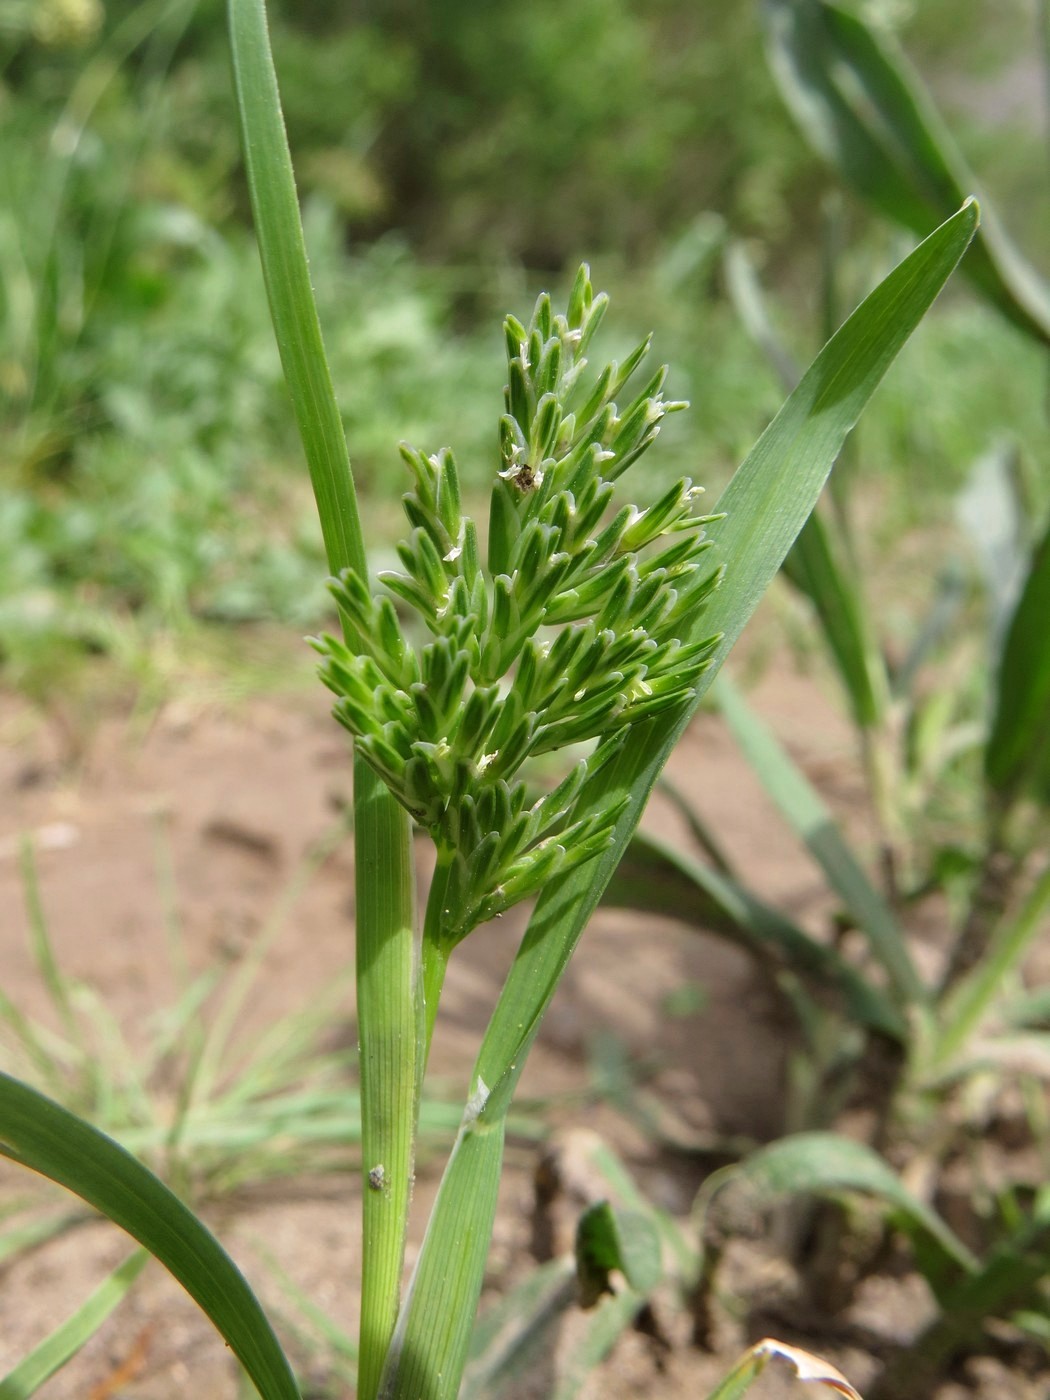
[313,265,722,942]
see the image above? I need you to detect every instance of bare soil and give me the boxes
[0,650,1045,1400]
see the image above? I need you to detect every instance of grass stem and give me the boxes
[228,5,422,1392]
[354,758,419,1400]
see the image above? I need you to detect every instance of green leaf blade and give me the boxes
[0,1250,148,1400]
[381,1122,506,1400]
[0,1073,301,1400]
[474,201,976,1116]
[715,675,923,1006]
[472,199,975,1112]
[383,203,977,1400]
[227,6,420,1393]
[701,1131,977,1277]
[763,0,1050,345]
[227,0,366,580]
[985,512,1050,807]
[576,1201,662,1299]
[605,829,905,1039]
[783,510,888,732]
[703,1349,767,1400]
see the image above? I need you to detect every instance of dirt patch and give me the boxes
[0,654,1044,1399]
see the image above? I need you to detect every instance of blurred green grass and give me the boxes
[1,0,1047,704]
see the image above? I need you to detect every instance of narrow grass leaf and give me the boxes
[876,1219,1050,1397]
[65,984,154,1135]
[0,986,70,1099]
[477,201,974,1123]
[18,839,80,1050]
[385,204,977,1400]
[461,1258,576,1400]
[252,1237,359,1373]
[716,675,922,1004]
[1000,984,1050,1032]
[0,1073,301,1400]
[984,512,1050,807]
[380,1121,506,1400]
[697,1131,976,1276]
[782,511,888,732]
[933,859,1050,1070]
[723,237,887,731]
[228,5,419,1394]
[227,0,365,578]
[703,1346,765,1400]
[690,200,976,673]
[762,0,1050,345]
[0,1249,147,1400]
[0,1210,90,1267]
[940,1032,1050,1084]
[723,239,800,393]
[604,829,903,1039]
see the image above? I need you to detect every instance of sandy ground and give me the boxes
[0,647,1045,1400]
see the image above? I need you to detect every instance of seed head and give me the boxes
[314,266,722,942]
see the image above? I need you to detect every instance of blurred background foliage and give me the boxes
[1,0,1048,699]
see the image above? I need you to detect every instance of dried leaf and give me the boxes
[753,1337,863,1397]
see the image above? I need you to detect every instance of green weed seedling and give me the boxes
[0,0,978,1395]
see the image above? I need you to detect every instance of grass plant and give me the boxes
[0,1,980,1396]
[552,12,1050,1388]
[607,271,1050,1378]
